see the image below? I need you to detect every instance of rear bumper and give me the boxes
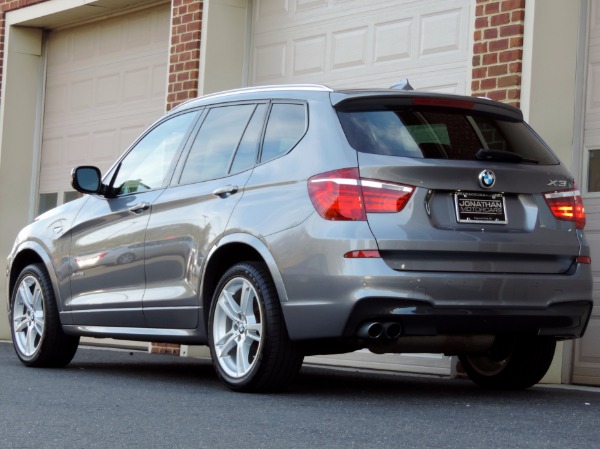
[342,298,593,339]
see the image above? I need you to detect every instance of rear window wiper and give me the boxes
[476,148,538,164]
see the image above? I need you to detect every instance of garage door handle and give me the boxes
[129,202,150,214]
[212,185,239,198]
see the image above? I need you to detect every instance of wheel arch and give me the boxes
[8,242,61,312]
[201,233,289,329]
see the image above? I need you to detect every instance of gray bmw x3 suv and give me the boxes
[6,84,592,392]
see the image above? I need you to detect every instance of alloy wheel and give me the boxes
[13,275,45,357]
[212,276,264,379]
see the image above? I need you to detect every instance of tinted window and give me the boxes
[230,104,267,174]
[337,109,558,165]
[112,112,196,195]
[261,103,307,163]
[180,105,256,184]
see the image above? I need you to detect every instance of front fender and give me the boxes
[7,240,70,319]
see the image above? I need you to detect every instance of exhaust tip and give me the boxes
[358,322,384,339]
[384,322,402,340]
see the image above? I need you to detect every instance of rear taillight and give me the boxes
[543,188,586,230]
[308,168,414,221]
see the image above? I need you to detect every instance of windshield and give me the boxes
[337,108,559,165]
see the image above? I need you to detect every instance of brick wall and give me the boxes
[471,0,526,107]
[167,0,202,111]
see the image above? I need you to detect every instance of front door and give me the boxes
[67,111,199,327]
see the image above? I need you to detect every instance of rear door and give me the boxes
[336,98,583,275]
[142,103,268,329]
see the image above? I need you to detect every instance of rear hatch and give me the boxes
[332,91,584,274]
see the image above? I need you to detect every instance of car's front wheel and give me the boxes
[10,263,79,367]
[208,262,303,392]
[459,336,556,389]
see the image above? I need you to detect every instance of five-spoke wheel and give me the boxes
[212,275,264,378]
[12,274,46,358]
[208,262,303,392]
[10,264,79,367]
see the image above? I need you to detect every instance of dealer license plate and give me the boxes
[454,192,507,224]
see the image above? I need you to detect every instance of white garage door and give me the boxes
[574,0,600,386]
[38,3,170,214]
[249,0,471,376]
[249,0,471,93]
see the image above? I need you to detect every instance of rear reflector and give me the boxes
[343,250,381,259]
[308,168,414,221]
[576,256,591,264]
[543,188,586,230]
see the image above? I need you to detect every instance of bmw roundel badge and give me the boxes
[479,169,495,189]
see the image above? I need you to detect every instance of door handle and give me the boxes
[128,202,150,214]
[212,185,239,198]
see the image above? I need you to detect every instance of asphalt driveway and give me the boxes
[0,341,597,449]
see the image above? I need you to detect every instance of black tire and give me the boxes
[10,263,79,367]
[208,261,304,392]
[459,336,556,390]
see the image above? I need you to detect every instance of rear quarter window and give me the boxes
[337,108,558,165]
[260,103,307,163]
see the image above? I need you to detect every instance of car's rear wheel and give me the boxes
[459,336,556,389]
[208,261,303,392]
[10,263,79,367]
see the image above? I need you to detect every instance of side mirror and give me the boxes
[71,166,102,194]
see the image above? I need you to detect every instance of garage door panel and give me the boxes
[40,4,169,205]
[420,8,463,56]
[250,0,470,90]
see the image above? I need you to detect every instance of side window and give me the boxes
[180,104,256,184]
[261,103,307,163]
[229,104,267,174]
[112,112,197,196]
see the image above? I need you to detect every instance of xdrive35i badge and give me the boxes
[479,169,495,189]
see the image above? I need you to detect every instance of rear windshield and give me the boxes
[337,108,558,165]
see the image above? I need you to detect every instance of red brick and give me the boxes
[488,64,508,76]
[482,52,498,65]
[511,10,525,22]
[498,74,520,88]
[508,61,522,73]
[489,38,509,52]
[183,80,198,90]
[472,67,487,79]
[186,19,202,32]
[472,80,481,92]
[481,78,497,90]
[472,54,481,67]
[182,41,196,52]
[507,88,521,100]
[488,90,507,101]
[501,0,525,11]
[490,13,510,27]
[474,42,488,55]
[500,24,523,37]
[499,49,521,63]
[484,28,498,40]
[475,16,489,29]
[485,2,500,15]
[509,36,524,48]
